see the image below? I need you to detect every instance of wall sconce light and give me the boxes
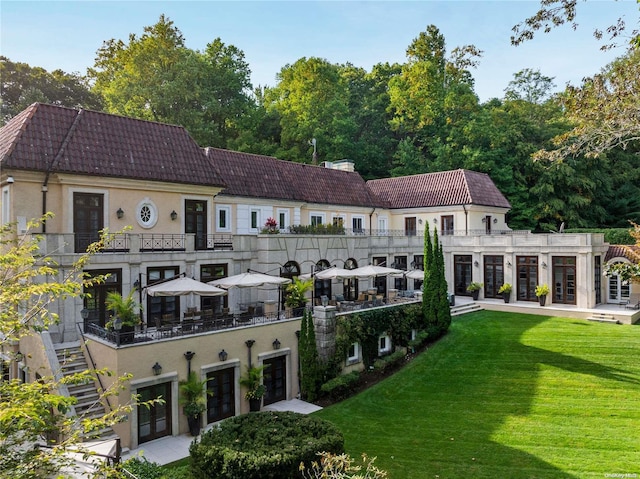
[541,262,547,268]
[418,218,423,225]
[273,338,281,350]
[133,279,141,291]
[219,349,228,362]
[80,308,89,320]
[493,218,498,224]
[433,218,438,224]
[170,210,178,221]
[15,350,24,363]
[474,261,479,267]
[184,351,196,376]
[295,330,301,339]
[245,339,255,367]
[116,207,124,219]
[482,217,487,223]
[152,362,162,376]
[7,176,14,184]
[507,261,512,267]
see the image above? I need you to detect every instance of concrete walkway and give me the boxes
[121,398,322,466]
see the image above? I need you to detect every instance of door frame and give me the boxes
[258,350,291,407]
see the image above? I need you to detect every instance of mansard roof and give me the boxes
[366,169,511,209]
[205,147,387,208]
[0,103,225,187]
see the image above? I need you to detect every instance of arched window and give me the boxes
[607,261,630,303]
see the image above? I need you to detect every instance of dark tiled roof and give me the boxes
[0,103,225,187]
[366,169,511,209]
[605,245,640,262]
[205,148,387,208]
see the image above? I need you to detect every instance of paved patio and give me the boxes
[120,398,322,466]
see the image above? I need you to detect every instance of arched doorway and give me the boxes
[280,261,300,309]
[314,260,331,304]
[343,258,358,300]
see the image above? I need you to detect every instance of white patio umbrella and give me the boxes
[314,267,358,280]
[146,276,227,297]
[348,264,403,278]
[209,270,292,316]
[404,269,425,280]
[208,270,291,289]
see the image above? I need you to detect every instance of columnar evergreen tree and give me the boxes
[434,232,452,334]
[299,309,321,401]
[422,224,437,332]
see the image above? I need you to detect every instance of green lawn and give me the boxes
[315,311,640,478]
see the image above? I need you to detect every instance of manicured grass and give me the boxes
[315,311,640,478]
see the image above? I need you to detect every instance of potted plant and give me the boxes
[260,217,279,234]
[535,284,550,306]
[285,277,313,317]
[105,290,141,344]
[498,283,512,303]
[179,372,210,436]
[239,364,268,412]
[466,282,483,301]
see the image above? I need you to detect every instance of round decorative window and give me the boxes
[136,198,158,228]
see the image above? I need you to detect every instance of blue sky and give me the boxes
[2,1,638,102]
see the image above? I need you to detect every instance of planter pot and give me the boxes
[249,398,262,412]
[187,414,202,436]
[471,290,480,301]
[538,295,547,306]
[502,292,511,303]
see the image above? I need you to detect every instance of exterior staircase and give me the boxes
[587,312,620,324]
[450,301,483,316]
[55,342,117,441]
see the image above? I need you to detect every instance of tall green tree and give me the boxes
[89,15,253,148]
[265,57,356,163]
[388,25,482,174]
[0,217,149,478]
[0,57,102,125]
[299,309,321,401]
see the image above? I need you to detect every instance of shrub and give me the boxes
[320,371,361,402]
[189,411,344,478]
[373,350,405,372]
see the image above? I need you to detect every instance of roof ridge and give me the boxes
[45,109,85,184]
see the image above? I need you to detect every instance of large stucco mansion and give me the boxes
[1,103,638,451]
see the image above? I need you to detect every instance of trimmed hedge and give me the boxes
[373,349,405,372]
[189,411,344,478]
[320,371,361,402]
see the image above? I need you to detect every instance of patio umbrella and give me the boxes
[146,276,227,297]
[404,269,425,280]
[209,270,292,316]
[208,270,291,289]
[348,264,403,278]
[314,267,358,280]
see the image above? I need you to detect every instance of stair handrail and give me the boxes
[76,321,114,413]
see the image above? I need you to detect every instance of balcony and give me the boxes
[40,233,234,256]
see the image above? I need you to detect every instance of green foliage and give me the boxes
[565,228,635,245]
[320,371,361,402]
[535,284,550,297]
[189,411,344,479]
[300,452,388,479]
[498,283,512,294]
[333,303,421,371]
[89,15,253,148]
[105,289,141,327]
[0,217,147,478]
[466,282,483,292]
[1,56,102,125]
[179,372,209,418]
[299,310,323,401]
[285,277,313,308]
[122,457,190,479]
[239,365,268,400]
[373,350,406,372]
[288,224,346,235]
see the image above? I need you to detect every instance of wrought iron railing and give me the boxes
[140,234,185,252]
